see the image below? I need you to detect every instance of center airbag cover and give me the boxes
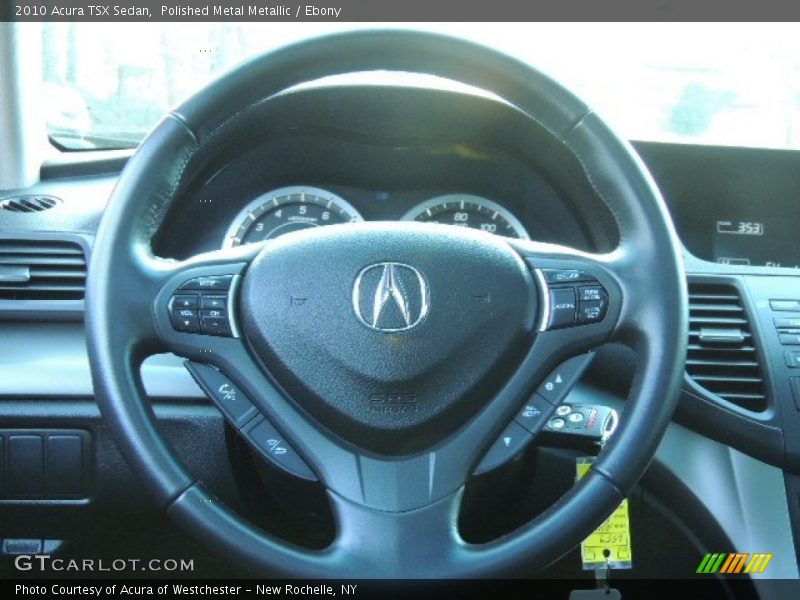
[240,222,536,454]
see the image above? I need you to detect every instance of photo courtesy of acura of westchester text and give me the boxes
[1,10,800,599]
[15,583,352,596]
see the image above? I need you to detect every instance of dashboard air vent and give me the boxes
[0,239,86,300]
[686,281,767,412]
[0,195,61,213]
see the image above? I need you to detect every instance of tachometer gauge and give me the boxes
[401,194,529,239]
[223,186,362,247]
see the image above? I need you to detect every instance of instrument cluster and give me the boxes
[222,185,530,249]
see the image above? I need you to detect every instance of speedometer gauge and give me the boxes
[222,186,362,248]
[401,194,529,239]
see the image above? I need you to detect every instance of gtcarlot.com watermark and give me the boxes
[14,555,194,573]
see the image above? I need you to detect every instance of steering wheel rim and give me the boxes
[86,30,687,577]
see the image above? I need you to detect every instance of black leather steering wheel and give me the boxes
[86,30,687,577]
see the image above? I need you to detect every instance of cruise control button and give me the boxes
[514,393,557,435]
[201,295,227,310]
[172,295,199,309]
[541,269,593,284]
[201,316,232,337]
[184,362,258,426]
[578,285,608,324]
[243,418,316,481]
[179,275,234,292]
[473,421,532,475]
[548,287,577,329]
[578,299,608,324]
[578,286,605,302]
[537,353,595,404]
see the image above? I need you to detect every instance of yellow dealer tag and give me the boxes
[576,457,633,570]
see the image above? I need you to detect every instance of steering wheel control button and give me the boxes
[168,290,234,336]
[473,421,532,475]
[770,299,800,311]
[200,316,232,337]
[243,418,316,481]
[548,287,577,328]
[184,362,257,426]
[173,294,199,309]
[555,405,572,416]
[541,269,593,284]
[568,412,584,423]
[537,353,595,404]
[548,418,566,430]
[200,295,227,310]
[577,286,609,324]
[170,308,201,333]
[533,266,610,331]
[515,394,557,434]
[578,286,605,302]
[179,275,234,292]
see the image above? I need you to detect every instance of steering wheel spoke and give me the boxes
[327,487,465,577]
[148,244,260,353]
[180,346,493,512]
[513,239,622,340]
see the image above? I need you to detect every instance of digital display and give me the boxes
[713,218,800,268]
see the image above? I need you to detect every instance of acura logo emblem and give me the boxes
[352,263,429,332]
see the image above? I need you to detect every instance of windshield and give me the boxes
[42,22,800,151]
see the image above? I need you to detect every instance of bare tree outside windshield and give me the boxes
[41,23,800,151]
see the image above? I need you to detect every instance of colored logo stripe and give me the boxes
[697,553,772,574]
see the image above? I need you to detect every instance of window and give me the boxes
[42,22,800,151]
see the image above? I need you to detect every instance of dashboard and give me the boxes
[152,86,613,260]
[147,87,800,271]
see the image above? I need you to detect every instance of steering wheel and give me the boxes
[86,30,687,577]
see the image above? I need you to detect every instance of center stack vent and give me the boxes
[686,281,767,412]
